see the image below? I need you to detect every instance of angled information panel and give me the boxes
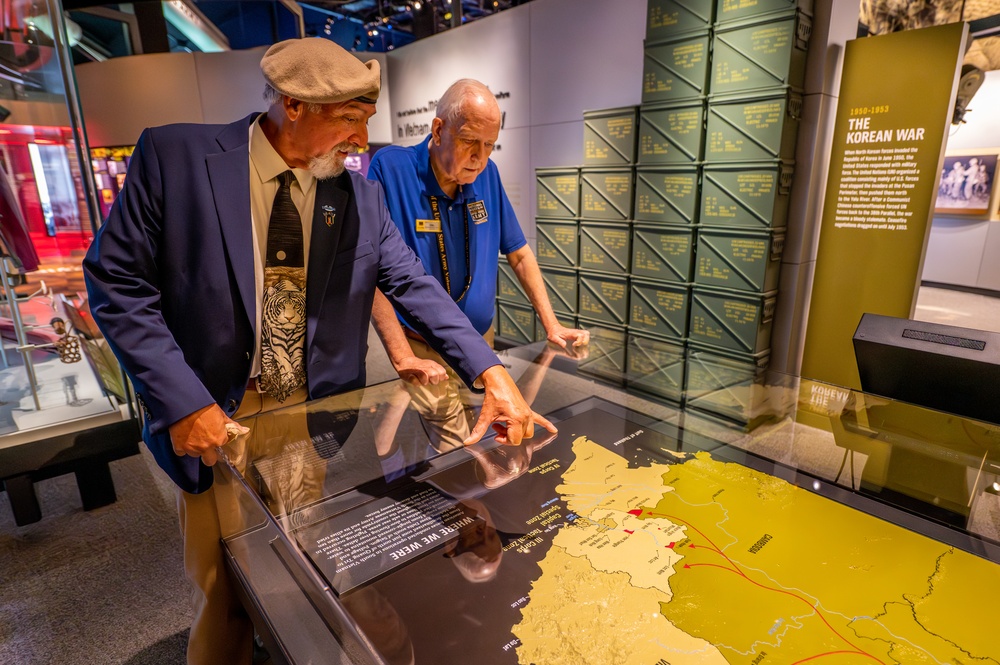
[802,23,967,389]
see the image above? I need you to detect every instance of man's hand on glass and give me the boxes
[169,403,246,466]
[546,324,590,351]
[464,365,556,446]
[393,355,449,385]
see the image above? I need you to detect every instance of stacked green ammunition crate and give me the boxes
[495,260,540,345]
[498,165,580,345]
[623,0,713,403]
[497,0,810,422]
[534,167,583,343]
[575,107,637,383]
[686,0,810,424]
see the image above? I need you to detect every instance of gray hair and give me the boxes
[435,79,499,125]
[263,83,324,114]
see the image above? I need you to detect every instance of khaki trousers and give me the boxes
[176,386,308,665]
[402,330,492,452]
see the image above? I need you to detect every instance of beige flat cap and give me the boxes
[261,38,380,104]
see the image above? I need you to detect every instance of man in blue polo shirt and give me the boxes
[370,78,588,450]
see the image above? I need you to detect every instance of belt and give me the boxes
[246,377,265,393]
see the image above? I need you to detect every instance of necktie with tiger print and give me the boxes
[260,170,307,401]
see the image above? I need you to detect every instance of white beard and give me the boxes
[309,141,357,180]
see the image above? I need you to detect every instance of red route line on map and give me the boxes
[630,509,886,665]
[791,651,878,664]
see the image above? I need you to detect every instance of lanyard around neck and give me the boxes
[428,195,472,303]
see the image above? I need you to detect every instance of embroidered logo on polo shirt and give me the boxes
[468,200,488,224]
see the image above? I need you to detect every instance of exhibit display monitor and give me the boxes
[853,313,1000,425]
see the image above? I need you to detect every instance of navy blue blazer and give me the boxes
[83,114,499,494]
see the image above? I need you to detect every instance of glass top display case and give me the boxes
[213,342,1000,665]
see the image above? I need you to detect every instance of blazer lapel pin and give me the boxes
[322,204,336,227]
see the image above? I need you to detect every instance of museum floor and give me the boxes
[914,284,1000,332]
[0,285,996,664]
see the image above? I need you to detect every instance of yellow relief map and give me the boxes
[512,436,1000,664]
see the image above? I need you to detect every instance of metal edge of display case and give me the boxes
[223,523,388,665]
[0,414,140,526]
[222,434,510,665]
[216,348,1000,665]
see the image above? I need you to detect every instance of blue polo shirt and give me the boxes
[369,135,527,335]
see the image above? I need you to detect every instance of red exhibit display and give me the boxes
[0,123,95,269]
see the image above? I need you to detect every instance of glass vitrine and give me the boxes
[214,341,1000,665]
[0,4,137,526]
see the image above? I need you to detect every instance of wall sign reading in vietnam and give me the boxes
[801,22,968,389]
[394,90,512,143]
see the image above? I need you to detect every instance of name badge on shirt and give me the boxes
[416,218,441,233]
[468,200,488,224]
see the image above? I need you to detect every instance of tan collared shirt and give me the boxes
[248,116,317,378]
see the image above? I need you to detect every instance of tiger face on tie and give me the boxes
[259,272,306,401]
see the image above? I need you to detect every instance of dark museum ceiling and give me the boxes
[61,0,534,57]
[48,0,1000,66]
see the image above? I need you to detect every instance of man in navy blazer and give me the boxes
[83,38,551,665]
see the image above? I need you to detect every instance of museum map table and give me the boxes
[213,342,1000,665]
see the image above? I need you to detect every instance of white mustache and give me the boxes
[309,142,358,180]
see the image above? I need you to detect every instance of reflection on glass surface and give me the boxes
[216,346,570,534]
[215,342,1000,664]
[0,19,124,439]
[90,146,134,225]
[830,391,1000,528]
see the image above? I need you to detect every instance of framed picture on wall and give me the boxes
[934,152,999,217]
